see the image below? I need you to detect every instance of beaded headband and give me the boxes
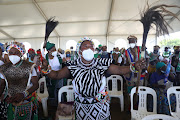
[76,37,94,53]
[5,41,26,55]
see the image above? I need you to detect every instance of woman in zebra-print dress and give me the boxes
[41,37,146,120]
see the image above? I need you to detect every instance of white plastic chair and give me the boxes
[167,86,180,120]
[142,114,176,120]
[58,85,74,120]
[37,77,49,117]
[67,79,73,85]
[107,75,124,111]
[130,86,157,120]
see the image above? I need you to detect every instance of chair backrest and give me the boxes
[107,75,123,94]
[142,114,176,120]
[67,79,73,85]
[37,77,49,99]
[58,85,74,103]
[167,86,180,119]
[131,86,157,120]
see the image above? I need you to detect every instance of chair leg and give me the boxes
[120,96,124,111]
[42,97,48,117]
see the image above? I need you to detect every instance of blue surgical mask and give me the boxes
[66,54,70,57]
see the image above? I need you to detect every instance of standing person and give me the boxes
[124,35,147,112]
[27,48,36,63]
[0,43,5,66]
[0,42,7,119]
[117,48,125,66]
[58,48,66,63]
[41,37,146,120]
[28,48,42,78]
[45,41,64,104]
[112,47,120,65]
[171,46,180,85]
[70,46,78,60]
[124,35,146,93]
[0,41,39,120]
[101,45,111,58]
[65,49,71,62]
[94,48,101,58]
[162,47,171,58]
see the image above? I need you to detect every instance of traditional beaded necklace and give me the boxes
[14,60,23,67]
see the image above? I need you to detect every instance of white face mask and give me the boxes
[9,55,21,64]
[129,43,136,48]
[51,51,57,56]
[81,48,94,61]
[115,52,119,54]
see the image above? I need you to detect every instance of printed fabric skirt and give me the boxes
[7,93,39,120]
[0,100,8,119]
[74,94,110,120]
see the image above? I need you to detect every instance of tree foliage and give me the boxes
[159,39,180,47]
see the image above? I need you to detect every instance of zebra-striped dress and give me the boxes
[66,58,112,120]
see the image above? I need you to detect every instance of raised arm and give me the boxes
[46,66,71,80]
[107,64,131,75]
[41,57,71,80]
[106,59,146,75]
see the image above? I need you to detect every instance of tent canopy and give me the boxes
[0,0,179,51]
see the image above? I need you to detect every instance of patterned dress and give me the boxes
[0,61,38,120]
[150,72,176,115]
[66,58,112,120]
[125,47,144,93]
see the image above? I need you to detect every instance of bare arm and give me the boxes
[106,64,131,75]
[27,76,39,94]
[106,59,146,75]
[0,79,5,98]
[41,57,71,80]
[46,66,71,80]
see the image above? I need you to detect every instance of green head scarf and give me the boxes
[46,41,55,51]
[156,62,166,70]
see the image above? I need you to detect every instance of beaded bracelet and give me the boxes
[41,65,52,74]
[22,90,29,98]
[130,62,139,73]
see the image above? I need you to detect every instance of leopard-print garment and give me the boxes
[0,61,33,96]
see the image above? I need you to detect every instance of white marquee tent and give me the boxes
[0,0,179,52]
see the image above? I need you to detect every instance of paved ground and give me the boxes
[110,98,131,120]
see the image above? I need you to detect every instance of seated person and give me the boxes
[150,62,176,115]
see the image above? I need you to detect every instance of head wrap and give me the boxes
[46,41,55,51]
[65,49,71,54]
[98,44,102,48]
[127,35,137,41]
[36,50,41,55]
[76,37,94,54]
[0,43,4,52]
[28,48,35,53]
[156,62,166,69]
[5,41,26,55]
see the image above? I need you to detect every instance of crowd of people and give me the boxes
[0,35,179,120]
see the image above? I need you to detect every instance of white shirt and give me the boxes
[49,56,61,71]
[117,54,125,64]
[58,53,66,59]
